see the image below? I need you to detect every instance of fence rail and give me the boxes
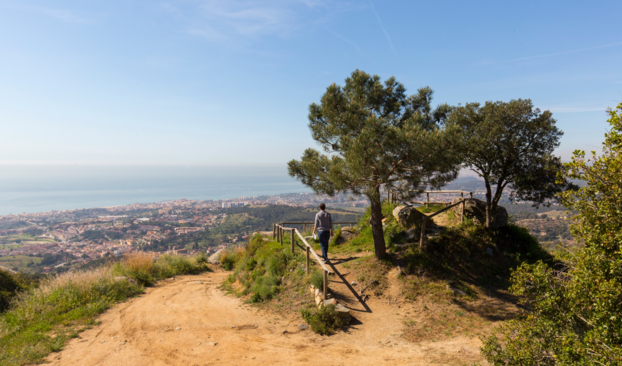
[388,189,473,207]
[419,198,469,248]
[272,221,355,300]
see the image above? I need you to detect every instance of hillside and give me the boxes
[1,200,555,365]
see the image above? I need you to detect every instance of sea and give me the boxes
[0,165,311,215]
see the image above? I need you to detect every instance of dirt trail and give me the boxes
[47,266,485,366]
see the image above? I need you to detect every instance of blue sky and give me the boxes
[1,0,621,167]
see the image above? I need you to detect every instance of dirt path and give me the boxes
[47,267,485,366]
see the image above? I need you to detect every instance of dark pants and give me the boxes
[318,230,330,260]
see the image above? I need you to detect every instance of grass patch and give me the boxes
[402,304,494,342]
[224,234,316,311]
[0,253,208,366]
[416,204,447,214]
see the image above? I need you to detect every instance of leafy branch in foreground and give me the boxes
[481,102,622,365]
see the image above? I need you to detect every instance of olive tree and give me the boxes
[288,70,461,259]
[446,99,568,228]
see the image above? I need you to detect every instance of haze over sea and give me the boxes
[0,165,310,216]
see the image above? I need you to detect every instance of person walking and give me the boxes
[313,203,333,263]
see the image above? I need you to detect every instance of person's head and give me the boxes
[319,203,326,211]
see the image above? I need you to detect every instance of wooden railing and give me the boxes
[419,198,469,248]
[272,221,357,300]
[388,189,473,207]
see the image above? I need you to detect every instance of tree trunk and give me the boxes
[484,178,492,229]
[369,195,387,260]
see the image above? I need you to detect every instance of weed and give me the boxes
[300,304,344,335]
[310,271,324,291]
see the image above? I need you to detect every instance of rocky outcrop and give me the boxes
[334,227,358,245]
[208,249,225,264]
[450,198,508,229]
[392,205,425,229]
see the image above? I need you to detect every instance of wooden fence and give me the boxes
[272,221,357,300]
[419,198,470,248]
[388,189,473,207]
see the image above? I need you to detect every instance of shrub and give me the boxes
[300,304,344,335]
[481,103,622,365]
[0,270,22,313]
[310,270,324,291]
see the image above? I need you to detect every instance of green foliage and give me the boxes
[0,270,22,312]
[300,304,344,335]
[402,221,551,291]
[447,99,570,228]
[310,271,324,290]
[481,103,622,365]
[225,234,308,305]
[288,70,462,259]
[416,204,446,213]
[329,227,342,246]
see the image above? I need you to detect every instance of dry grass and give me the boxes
[402,303,493,343]
[347,256,391,296]
[123,252,154,274]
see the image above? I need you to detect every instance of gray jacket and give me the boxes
[315,210,332,231]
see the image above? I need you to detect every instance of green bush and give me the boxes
[0,270,22,312]
[310,270,324,291]
[481,103,622,365]
[300,304,344,335]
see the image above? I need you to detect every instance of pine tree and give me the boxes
[288,70,461,259]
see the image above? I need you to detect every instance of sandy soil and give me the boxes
[46,257,488,366]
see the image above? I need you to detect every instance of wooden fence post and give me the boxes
[323,270,328,300]
[426,192,430,207]
[279,226,283,246]
[420,217,427,249]
[306,247,310,275]
[470,192,473,198]
[461,200,465,223]
[272,224,276,240]
[291,229,295,254]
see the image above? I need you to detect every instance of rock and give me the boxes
[350,281,358,286]
[393,206,425,229]
[486,248,494,256]
[175,327,181,330]
[315,295,323,306]
[450,198,508,229]
[207,342,218,346]
[404,228,419,242]
[323,298,338,306]
[299,324,309,330]
[334,227,358,245]
[334,303,351,322]
[447,286,466,296]
[208,249,225,264]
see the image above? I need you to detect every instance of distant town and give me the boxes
[0,192,369,274]
[0,181,571,274]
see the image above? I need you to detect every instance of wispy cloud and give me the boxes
[327,29,361,52]
[485,41,622,65]
[27,6,94,25]
[367,0,398,58]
